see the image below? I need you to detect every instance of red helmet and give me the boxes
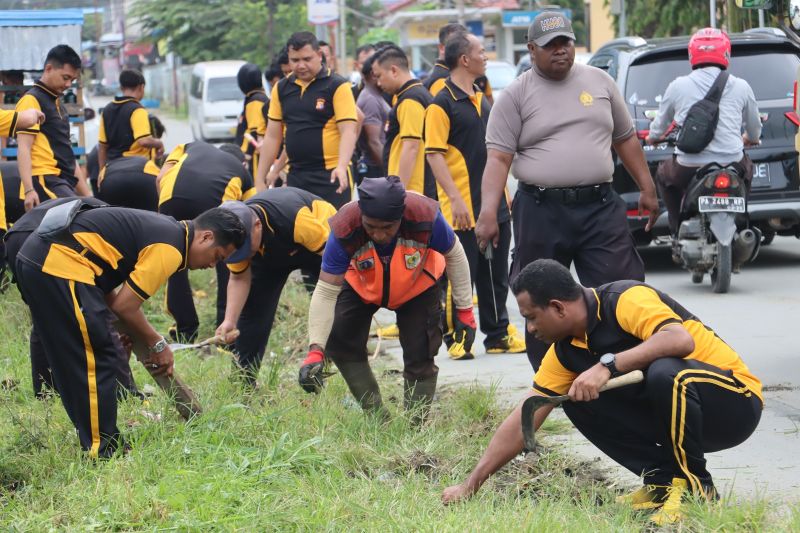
[688,28,731,69]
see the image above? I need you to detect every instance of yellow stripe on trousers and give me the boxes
[670,368,750,493]
[69,280,101,457]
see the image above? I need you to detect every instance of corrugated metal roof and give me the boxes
[0,24,82,70]
[0,9,84,27]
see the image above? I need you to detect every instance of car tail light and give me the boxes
[714,174,730,189]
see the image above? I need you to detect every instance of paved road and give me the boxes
[382,238,800,502]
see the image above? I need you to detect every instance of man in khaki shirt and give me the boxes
[476,11,659,371]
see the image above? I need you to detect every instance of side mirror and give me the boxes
[84,107,96,121]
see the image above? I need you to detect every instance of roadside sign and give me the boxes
[307,0,338,25]
[734,0,772,8]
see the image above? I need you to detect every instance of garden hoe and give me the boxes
[520,370,644,452]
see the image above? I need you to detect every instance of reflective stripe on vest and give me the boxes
[345,237,445,309]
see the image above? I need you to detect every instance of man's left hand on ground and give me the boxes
[442,482,477,505]
[568,363,611,402]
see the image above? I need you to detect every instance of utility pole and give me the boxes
[456,0,465,24]
[619,0,626,37]
[339,0,346,75]
[710,0,717,28]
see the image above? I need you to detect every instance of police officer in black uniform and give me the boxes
[214,187,336,387]
[158,141,256,341]
[97,69,164,170]
[14,204,245,457]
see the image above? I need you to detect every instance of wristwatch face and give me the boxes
[600,353,615,366]
[151,339,167,353]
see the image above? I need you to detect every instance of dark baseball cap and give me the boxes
[527,11,575,47]
[219,200,254,264]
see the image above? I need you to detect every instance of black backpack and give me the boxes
[676,71,730,154]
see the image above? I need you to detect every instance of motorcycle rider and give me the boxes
[646,28,761,237]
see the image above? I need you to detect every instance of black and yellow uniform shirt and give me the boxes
[15,81,76,178]
[98,96,153,160]
[238,89,269,150]
[227,187,335,273]
[18,207,192,300]
[267,68,357,172]
[98,156,160,189]
[424,62,493,101]
[533,281,763,402]
[384,79,435,197]
[0,109,19,232]
[237,89,269,173]
[425,78,509,228]
[158,142,256,209]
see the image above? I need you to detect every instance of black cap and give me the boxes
[527,11,575,47]
[218,201,254,264]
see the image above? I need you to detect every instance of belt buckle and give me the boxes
[564,188,578,204]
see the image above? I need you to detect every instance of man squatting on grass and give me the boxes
[442,260,762,526]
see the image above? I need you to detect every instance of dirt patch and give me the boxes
[492,446,613,505]
[0,469,27,494]
[389,450,442,478]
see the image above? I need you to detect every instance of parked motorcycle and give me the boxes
[673,162,760,293]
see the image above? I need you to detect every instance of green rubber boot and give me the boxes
[336,361,390,421]
[403,374,438,425]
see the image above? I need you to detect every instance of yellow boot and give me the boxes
[649,477,688,526]
[376,323,400,340]
[486,324,527,354]
[616,483,670,510]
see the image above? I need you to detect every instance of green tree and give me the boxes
[613,0,783,37]
[131,0,308,66]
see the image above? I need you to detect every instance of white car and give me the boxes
[485,60,516,98]
[188,60,246,142]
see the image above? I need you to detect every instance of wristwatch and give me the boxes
[600,353,619,377]
[149,337,168,354]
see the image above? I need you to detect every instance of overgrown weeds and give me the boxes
[0,270,793,530]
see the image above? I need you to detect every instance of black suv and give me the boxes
[588,29,800,245]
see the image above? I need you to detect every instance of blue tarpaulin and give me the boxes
[0,9,84,27]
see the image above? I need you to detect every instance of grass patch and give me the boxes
[0,270,795,529]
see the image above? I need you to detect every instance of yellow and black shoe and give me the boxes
[649,477,688,526]
[376,323,400,340]
[486,324,527,354]
[616,483,670,510]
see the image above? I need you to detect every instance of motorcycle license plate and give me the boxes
[698,196,746,213]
